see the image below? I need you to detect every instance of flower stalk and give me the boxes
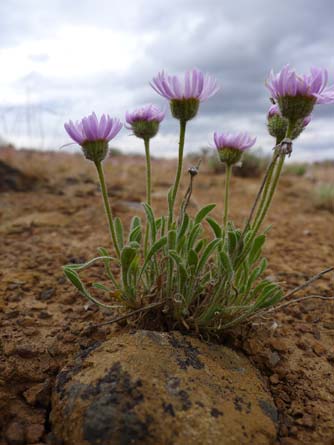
[223,163,232,228]
[94,160,120,258]
[169,119,187,226]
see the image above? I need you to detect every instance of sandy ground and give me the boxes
[0,147,333,445]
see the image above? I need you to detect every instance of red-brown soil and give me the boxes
[0,147,333,445]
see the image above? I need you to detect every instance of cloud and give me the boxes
[0,0,334,160]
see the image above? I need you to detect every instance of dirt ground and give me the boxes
[0,146,333,445]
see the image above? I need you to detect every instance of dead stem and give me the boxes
[82,300,166,333]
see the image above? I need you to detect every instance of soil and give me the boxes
[0,147,333,445]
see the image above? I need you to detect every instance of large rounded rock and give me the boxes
[51,331,278,445]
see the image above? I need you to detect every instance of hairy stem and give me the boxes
[144,138,152,206]
[169,120,187,227]
[223,164,232,228]
[144,137,152,256]
[95,160,120,258]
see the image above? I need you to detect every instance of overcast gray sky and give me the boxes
[1,0,334,161]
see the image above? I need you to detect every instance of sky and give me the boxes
[1,0,334,161]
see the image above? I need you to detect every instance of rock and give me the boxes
[25,424,45,444]
[51,331,277,445]
[23,380,51,407]
[4,421,25,445]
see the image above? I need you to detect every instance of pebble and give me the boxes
[23,380,51,407]
[312,341,326,356]
[270,338,288,352]
[268,351,281,367]
[38,288,55,301]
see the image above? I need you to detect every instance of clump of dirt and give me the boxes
[0,148,333,445]
[0,160,39,192]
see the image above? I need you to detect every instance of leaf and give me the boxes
[194,204,216,225]
[142,203,157,243]
[113,217,123,250]
[248,235,266,265]
[140,236,167,277]
[168,229,177,250]
[196,238,221,274]
[187,224,202,251]
[120,245,138,289]
[129,225,142,243]
[92,282,113,292]
[219,250,234,278]
[177,213,189,241]
[130,216,141,232]
[188,249,198,268]
[206,216,222,238]
[63,266,120,309]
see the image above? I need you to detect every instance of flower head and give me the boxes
[64,113,122,162]
[266,66,334,121]
[267,104,311,142]
[125,104,165,125]
[125,104,164,140]
[214,131,256,165]
[151,68,219,121]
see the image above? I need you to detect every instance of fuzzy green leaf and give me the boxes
[194,204,216,225]
[206,216,222,238]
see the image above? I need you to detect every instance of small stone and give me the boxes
[295,414,314,428]
[312,341,326,356]
[24,327,38,336]
[23,380,51,407]
[18,317,36,327]
[6,309,20,319]
[269,374,280,384]
[5,421,25,445]
[270,338,287,352]
[39,311,52,319]
[16,344,39,358]
[38,288,55,301]
[296,340,309,351]
[268,351,281,367]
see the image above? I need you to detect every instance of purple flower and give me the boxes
[125,104,164,140]
[214,132,256,165]
[125,104,165,127]
[266,65,334,104]
[214,132,256,151]
[64,112,122,145]
[150,68,219,102]
[64,112,122,162]
[267,104,311,128]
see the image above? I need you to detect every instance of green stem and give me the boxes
[252,121,294,233]
[94,161,120,258]
[251,151,279,230]
[235,122,295,270]
[144,138,151,256]
[251,154,285,235]
[223,164,232,229]
[169,120,187,227]
[144,138,152,206]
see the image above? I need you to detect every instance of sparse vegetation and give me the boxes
[207,149,269,178]
[312,183,334,213]
[284,162,308,176]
